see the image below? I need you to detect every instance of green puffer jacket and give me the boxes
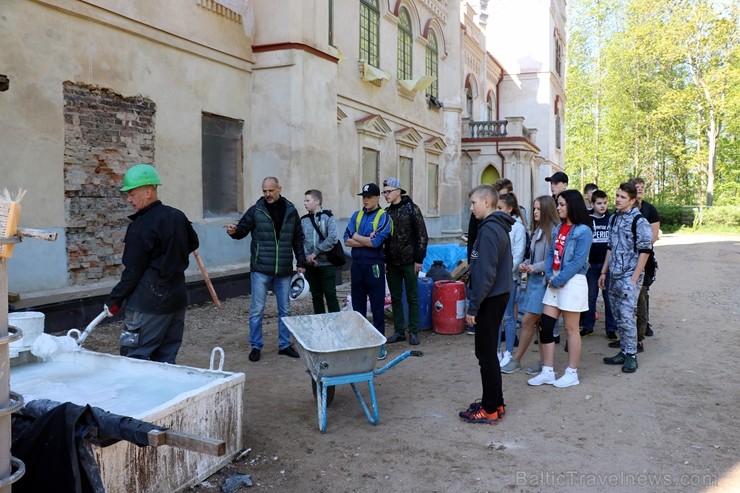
[230,197,306,275]
[384,195,429,266]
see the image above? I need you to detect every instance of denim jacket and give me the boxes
[545,222,593,288]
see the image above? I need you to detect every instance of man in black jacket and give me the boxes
[382,177,428,346]
[105,164,199,364]
[226,177,306,362]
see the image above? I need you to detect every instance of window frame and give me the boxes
[425,30,439,98]
[201,113,244,219]
[397,8,413,80]
[360,0,380,67]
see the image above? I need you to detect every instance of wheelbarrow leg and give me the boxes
[316,379,328,433]
[350,379,379,426]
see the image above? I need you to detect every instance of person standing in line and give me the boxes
[630,177,660,340]
[496,193,527,367]
[344,183,393,360]
[105,164,200,364]
[301,189,341,314]
[226,177,306,362]
[583,183,598,214]
[459,185,513,425]
[501,195,558,375]
[601,182,653,373]
[580,189,617,339]
[546,171,569,198]
[382,177,428,346]
[527,190,592,388]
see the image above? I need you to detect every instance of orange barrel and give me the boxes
[432,280,466,334]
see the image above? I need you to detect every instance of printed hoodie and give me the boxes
[467,211,515,317]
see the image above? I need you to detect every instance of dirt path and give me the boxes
[85,234,740,492]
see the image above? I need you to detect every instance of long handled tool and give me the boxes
[194,250,221,308]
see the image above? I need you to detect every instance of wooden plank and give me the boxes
[148,429,226,456]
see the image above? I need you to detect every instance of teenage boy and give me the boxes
[459,185,514,425]
[382,177,428,346]
[301,189,341,314]
[344,183,393,360]
[599,183,653,373]
[583,183,598,213]
[580,190,616,339]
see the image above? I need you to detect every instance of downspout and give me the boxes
[496,66,505,178]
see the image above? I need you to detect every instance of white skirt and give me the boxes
[542,272,588,312]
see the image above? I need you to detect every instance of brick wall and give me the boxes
[63,82,156,285]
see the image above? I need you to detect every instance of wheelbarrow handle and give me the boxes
[373,350,423,376]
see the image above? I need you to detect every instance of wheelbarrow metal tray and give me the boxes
[283,312,386,378]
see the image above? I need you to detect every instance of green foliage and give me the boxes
[694,206,740,228]
[655,205,687,227]
[566,0,740,207]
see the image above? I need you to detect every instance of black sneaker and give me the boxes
[604,351,626,365]
[622,353,638,373]
[645,325,654,337]
[554,335,560,344]
[580,328,594,337]
[637,341,644,353]
[386,333,406,344]
[606,331,618,340]
[278,346,300,358]
[409,333,420,346]
[249,348,261,362]
[608,340,621,348]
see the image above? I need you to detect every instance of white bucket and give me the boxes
[9,311,45,351]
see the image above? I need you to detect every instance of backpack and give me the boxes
[609,213,657,287]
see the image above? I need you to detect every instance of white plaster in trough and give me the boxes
[11,349,245,493]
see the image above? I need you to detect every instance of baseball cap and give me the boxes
[545,171,569,184]
[357,183,381,197]
[383,177,407,195]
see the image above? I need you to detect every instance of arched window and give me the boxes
[425,30,439,98]
[360,0,380,67]
[397,8,412,80]
[465,79,473,119]
[486,93,493,121]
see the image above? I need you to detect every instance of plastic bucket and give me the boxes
[432,281,466,335]
[9,311,45,350]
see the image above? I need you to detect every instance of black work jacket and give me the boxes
[106,200,199,313]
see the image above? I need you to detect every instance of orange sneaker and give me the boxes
[497,405,506,418]
[459,406,499,424]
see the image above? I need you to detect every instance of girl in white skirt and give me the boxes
[528,190,593,388]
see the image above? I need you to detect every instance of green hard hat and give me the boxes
[120,164,162,191]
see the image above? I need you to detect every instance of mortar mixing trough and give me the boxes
[283,311,422,433]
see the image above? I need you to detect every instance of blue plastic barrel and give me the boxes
[402,277,434,330]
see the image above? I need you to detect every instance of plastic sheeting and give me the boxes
[422,244,467,273]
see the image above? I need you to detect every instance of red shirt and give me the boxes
[553,223,572,271]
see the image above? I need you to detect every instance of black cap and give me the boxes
[357,183,380,197]
[545,171,569,184]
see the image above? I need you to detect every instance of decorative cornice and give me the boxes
[253,43,338,64]
[425,136,446,155]
[395,127,423,148]
[355,114,392,139]
[337,107,347,124]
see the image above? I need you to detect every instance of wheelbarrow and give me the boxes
[283,312,422,433]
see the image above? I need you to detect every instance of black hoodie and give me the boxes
[467,211,514,316]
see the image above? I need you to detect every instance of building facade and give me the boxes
[0,0,565,300]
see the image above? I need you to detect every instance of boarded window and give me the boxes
[362,147,379,186]
[202,114,243,218]
[427,162,439,215]
[399,156,413,196]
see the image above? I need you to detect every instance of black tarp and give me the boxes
[11,399,163,493]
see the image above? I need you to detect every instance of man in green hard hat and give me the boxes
[104,164,200,364]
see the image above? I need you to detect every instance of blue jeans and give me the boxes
[581,263,616,332]
[499,283,518,353]
[249,271,292,351]
[350,262,386,335]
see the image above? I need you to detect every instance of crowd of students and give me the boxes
[459,172,660,425]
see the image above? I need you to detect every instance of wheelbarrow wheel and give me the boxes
[311,378,335,406]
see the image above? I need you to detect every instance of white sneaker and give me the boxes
[528,368,556,386]
[497,350,503,363]
[500,351,512,368]
[553,368,579,388]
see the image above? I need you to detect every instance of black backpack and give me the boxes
[609,213,657,287]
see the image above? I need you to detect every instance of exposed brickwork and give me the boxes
[63,82,156,285]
